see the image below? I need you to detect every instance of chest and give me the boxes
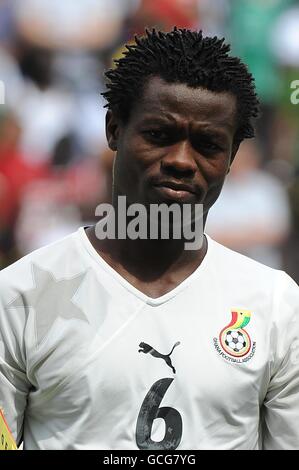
[28,295,268,412]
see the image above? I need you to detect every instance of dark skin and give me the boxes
[86,76,239,298]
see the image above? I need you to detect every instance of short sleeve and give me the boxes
[261,273,299,449]
[0,280,31,446]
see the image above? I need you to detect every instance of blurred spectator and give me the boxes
[15,136,105,256]
[0,0,16,48]
[228,0,293,163]
[0,111,48,226]
[268,1,299,284]
[270,1,299,169]
[271,1,299,69]
[228,0,289,105]
[0,46,25,109]
[0,110,48,265]
[206,140,291,269]
[15,76,75,163]
[13,0,139,51]
[2,46,107,163]
[198,0,229,36]
[8,0,140,161]
[128,0,200,34]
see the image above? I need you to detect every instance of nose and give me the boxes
[160,140,197,178]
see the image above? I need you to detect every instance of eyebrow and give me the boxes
[140,115,230,141]
[139,114,177,126]
[192,128,229,142]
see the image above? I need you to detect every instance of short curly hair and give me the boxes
[102,28,260,145]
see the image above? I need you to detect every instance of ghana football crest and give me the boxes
[213,309,256,363]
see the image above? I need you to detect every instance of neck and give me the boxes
[86,210,208,280]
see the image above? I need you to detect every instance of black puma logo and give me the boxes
[138,341,180,374]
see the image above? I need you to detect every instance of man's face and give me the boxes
[106,76,238,215]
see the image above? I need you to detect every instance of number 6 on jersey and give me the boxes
[135,378,183,450]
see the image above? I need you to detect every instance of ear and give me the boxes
[226,140,240,174]
[106,110,121,151]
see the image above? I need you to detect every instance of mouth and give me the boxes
[152,181,197,202]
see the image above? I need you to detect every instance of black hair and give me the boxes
[102,27,260,145]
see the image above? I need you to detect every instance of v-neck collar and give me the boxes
[78,226,213,306]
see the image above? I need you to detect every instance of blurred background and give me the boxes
[0,0,298,281]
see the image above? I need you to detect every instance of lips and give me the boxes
[152,180,197,202]
[155,181,196,194]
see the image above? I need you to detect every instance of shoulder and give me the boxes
[207,237,299,337]
[0,230,80,303]
[207,235,297,293]
[208,235,280,275]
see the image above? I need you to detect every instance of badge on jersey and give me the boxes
[213,309,256,363]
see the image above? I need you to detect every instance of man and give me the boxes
[0,28,299,450]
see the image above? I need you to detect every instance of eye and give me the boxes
[192,138,223,155]
[142,129,172,144]
[200,141,222,152]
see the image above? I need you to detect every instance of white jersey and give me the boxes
[0,227,299,450]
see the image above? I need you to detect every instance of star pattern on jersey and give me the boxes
[7,264,88,345]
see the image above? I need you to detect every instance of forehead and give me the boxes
[130,76,237,131]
